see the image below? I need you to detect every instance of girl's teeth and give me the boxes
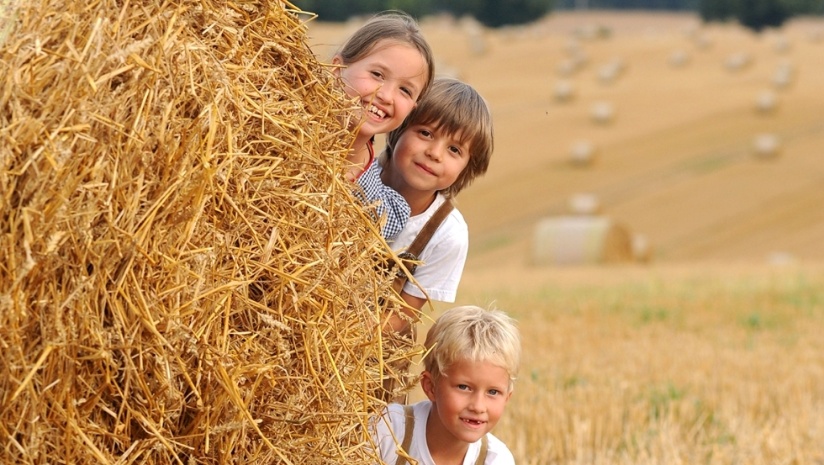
[369,105,386,118]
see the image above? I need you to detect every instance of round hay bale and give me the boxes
[755,90,778,114]
[567,193,602,215]
[631,233,653,263]
[557,53,588,77]
[752,133,781,159]
[772,62,795,90]
[531,216,634,266]
[0,1,406,464]
[597,64,619,84]
[591,101,615,125]
[569,140,597,167]
[668,49,691,68]
[563,37,582,54]
[553,79,576,103]
[693,33,713,50]
[596,58,625,85]
[772,35,791,54]
[460,16,487,56]
[725,52,752,72]
[436,60,462,79]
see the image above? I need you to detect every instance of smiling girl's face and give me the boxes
[333,40,428,141]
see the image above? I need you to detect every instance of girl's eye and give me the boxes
[370,71,383,79]
[488,389,501,396]
[449,145,462,156]
[401,87,413,98]
[419,129,432,138]
[457,384,470,391]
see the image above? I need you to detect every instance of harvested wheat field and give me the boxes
[308,10,824,464]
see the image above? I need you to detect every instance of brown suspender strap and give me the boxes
[475,435,488,465]
[392,198,455,294]
[394,405,488,465]
[394,405,415,465]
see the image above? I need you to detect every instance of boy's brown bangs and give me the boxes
[417,105,483,150]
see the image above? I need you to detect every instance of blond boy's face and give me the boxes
[421,358,512,449]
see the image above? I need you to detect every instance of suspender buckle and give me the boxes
[395,251,418,277]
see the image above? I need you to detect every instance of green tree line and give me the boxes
[294,0,823,30]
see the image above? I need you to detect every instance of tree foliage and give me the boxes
[295,0,554,26]
[295,0,822,30]
[699,0,794,32]
[468,0,555,27]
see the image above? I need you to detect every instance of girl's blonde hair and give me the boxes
[335,10,435,100]
[423,305,520,391]
[385,78,493,197]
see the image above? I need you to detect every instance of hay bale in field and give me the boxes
[591,101,615,125]
[631,233,653,263]
[771,35,791,54]
[531,216,634,266]
[557,53,588,77]
[752,133,781,159]
[596,58,625,85]
[553,80,576,103]
[725,52,752,72]
[668,49,691,68]
[568,140,597,167]
[460,16,487,56]
[567,193,601,215]
[0,1,409,464]
[772,62,795,90]
[755,89,779,114]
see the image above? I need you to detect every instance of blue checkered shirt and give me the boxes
[356,161,409,241]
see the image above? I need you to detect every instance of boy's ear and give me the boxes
[421,371,437,401]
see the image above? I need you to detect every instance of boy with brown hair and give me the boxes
[378,77,494,332]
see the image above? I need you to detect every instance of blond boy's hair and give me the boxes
[335,10,435,100]
[385,78,493,197]
[423,305,520,391]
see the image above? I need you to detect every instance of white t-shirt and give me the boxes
[371,401,515,465]
[390,193,468,303]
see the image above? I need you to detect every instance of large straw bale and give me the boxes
[531,216,634,266]
[0,1,408,464]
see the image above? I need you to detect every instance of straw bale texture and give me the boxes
[0,0,410,463]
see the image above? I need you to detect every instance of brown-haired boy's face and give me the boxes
[383,123,470,212]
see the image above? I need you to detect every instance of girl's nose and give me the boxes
[375,82,393,103]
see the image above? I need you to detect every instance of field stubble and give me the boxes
[443,263,824,464]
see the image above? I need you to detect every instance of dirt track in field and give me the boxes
[306,11,824,270]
